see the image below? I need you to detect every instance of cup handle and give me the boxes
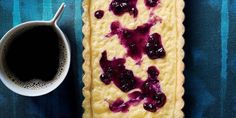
[50,3,66,25]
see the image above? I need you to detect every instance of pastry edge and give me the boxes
[175,0,185,117]
[81,0,185,117]
[82,0,92,118]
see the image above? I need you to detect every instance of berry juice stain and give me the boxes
[109,0,138,17]
[99,51,166,112]
[106,17,165,61]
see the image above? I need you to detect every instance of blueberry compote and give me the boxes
[109,0,138,17]
[145,33,166,59]
[100,52,166,112]
[100,51,142,92]
[106,18,165,61]
[94,10,104,19]
[145,0,160,8]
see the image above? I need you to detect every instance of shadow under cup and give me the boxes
[0,22,70,96]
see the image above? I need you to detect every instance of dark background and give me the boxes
[0,0,235,118]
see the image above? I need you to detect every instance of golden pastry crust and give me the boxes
[174,0,185,117]
[82,0,92,118]
[82,0,185,117]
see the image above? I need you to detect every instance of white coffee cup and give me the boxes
[0,3,71,96]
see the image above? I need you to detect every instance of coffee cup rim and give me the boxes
[0,21,71,97]
[0,3,71,96]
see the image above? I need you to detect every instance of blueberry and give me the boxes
[141,80,159,95]
[120,2,128,8]
[147,47,165,59]
[143,102,157,112]
[110,1,128,15]
[145,0,158,7]
[156,47,166,57]
[119,70,136,92]
[141,81,152,93]
[147,66,159,78]
[94,10,104,19]
[153,92,166,107]
[100,74,111,85]
[150,33,161,41]
[145,33,166,59]
[113,6,123,15]
[109,0,138,17]
[129,7,138,17]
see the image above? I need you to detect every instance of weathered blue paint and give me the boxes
[220,0,229,117]
[42,0,53,20]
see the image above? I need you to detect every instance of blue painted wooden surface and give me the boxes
[184,0,236,117]
[0,0,83,118]
[0,0,235,118]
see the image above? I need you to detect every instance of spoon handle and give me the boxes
[51,3,66,25]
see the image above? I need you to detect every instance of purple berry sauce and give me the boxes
[99,52,166,112]
[145,33,166,59]
[106,17,165,61]
[109,0,138,17]
[100,51,143,92]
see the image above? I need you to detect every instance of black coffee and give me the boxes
[5,26,60,82]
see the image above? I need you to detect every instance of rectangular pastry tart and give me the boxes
[82,0,185,118]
